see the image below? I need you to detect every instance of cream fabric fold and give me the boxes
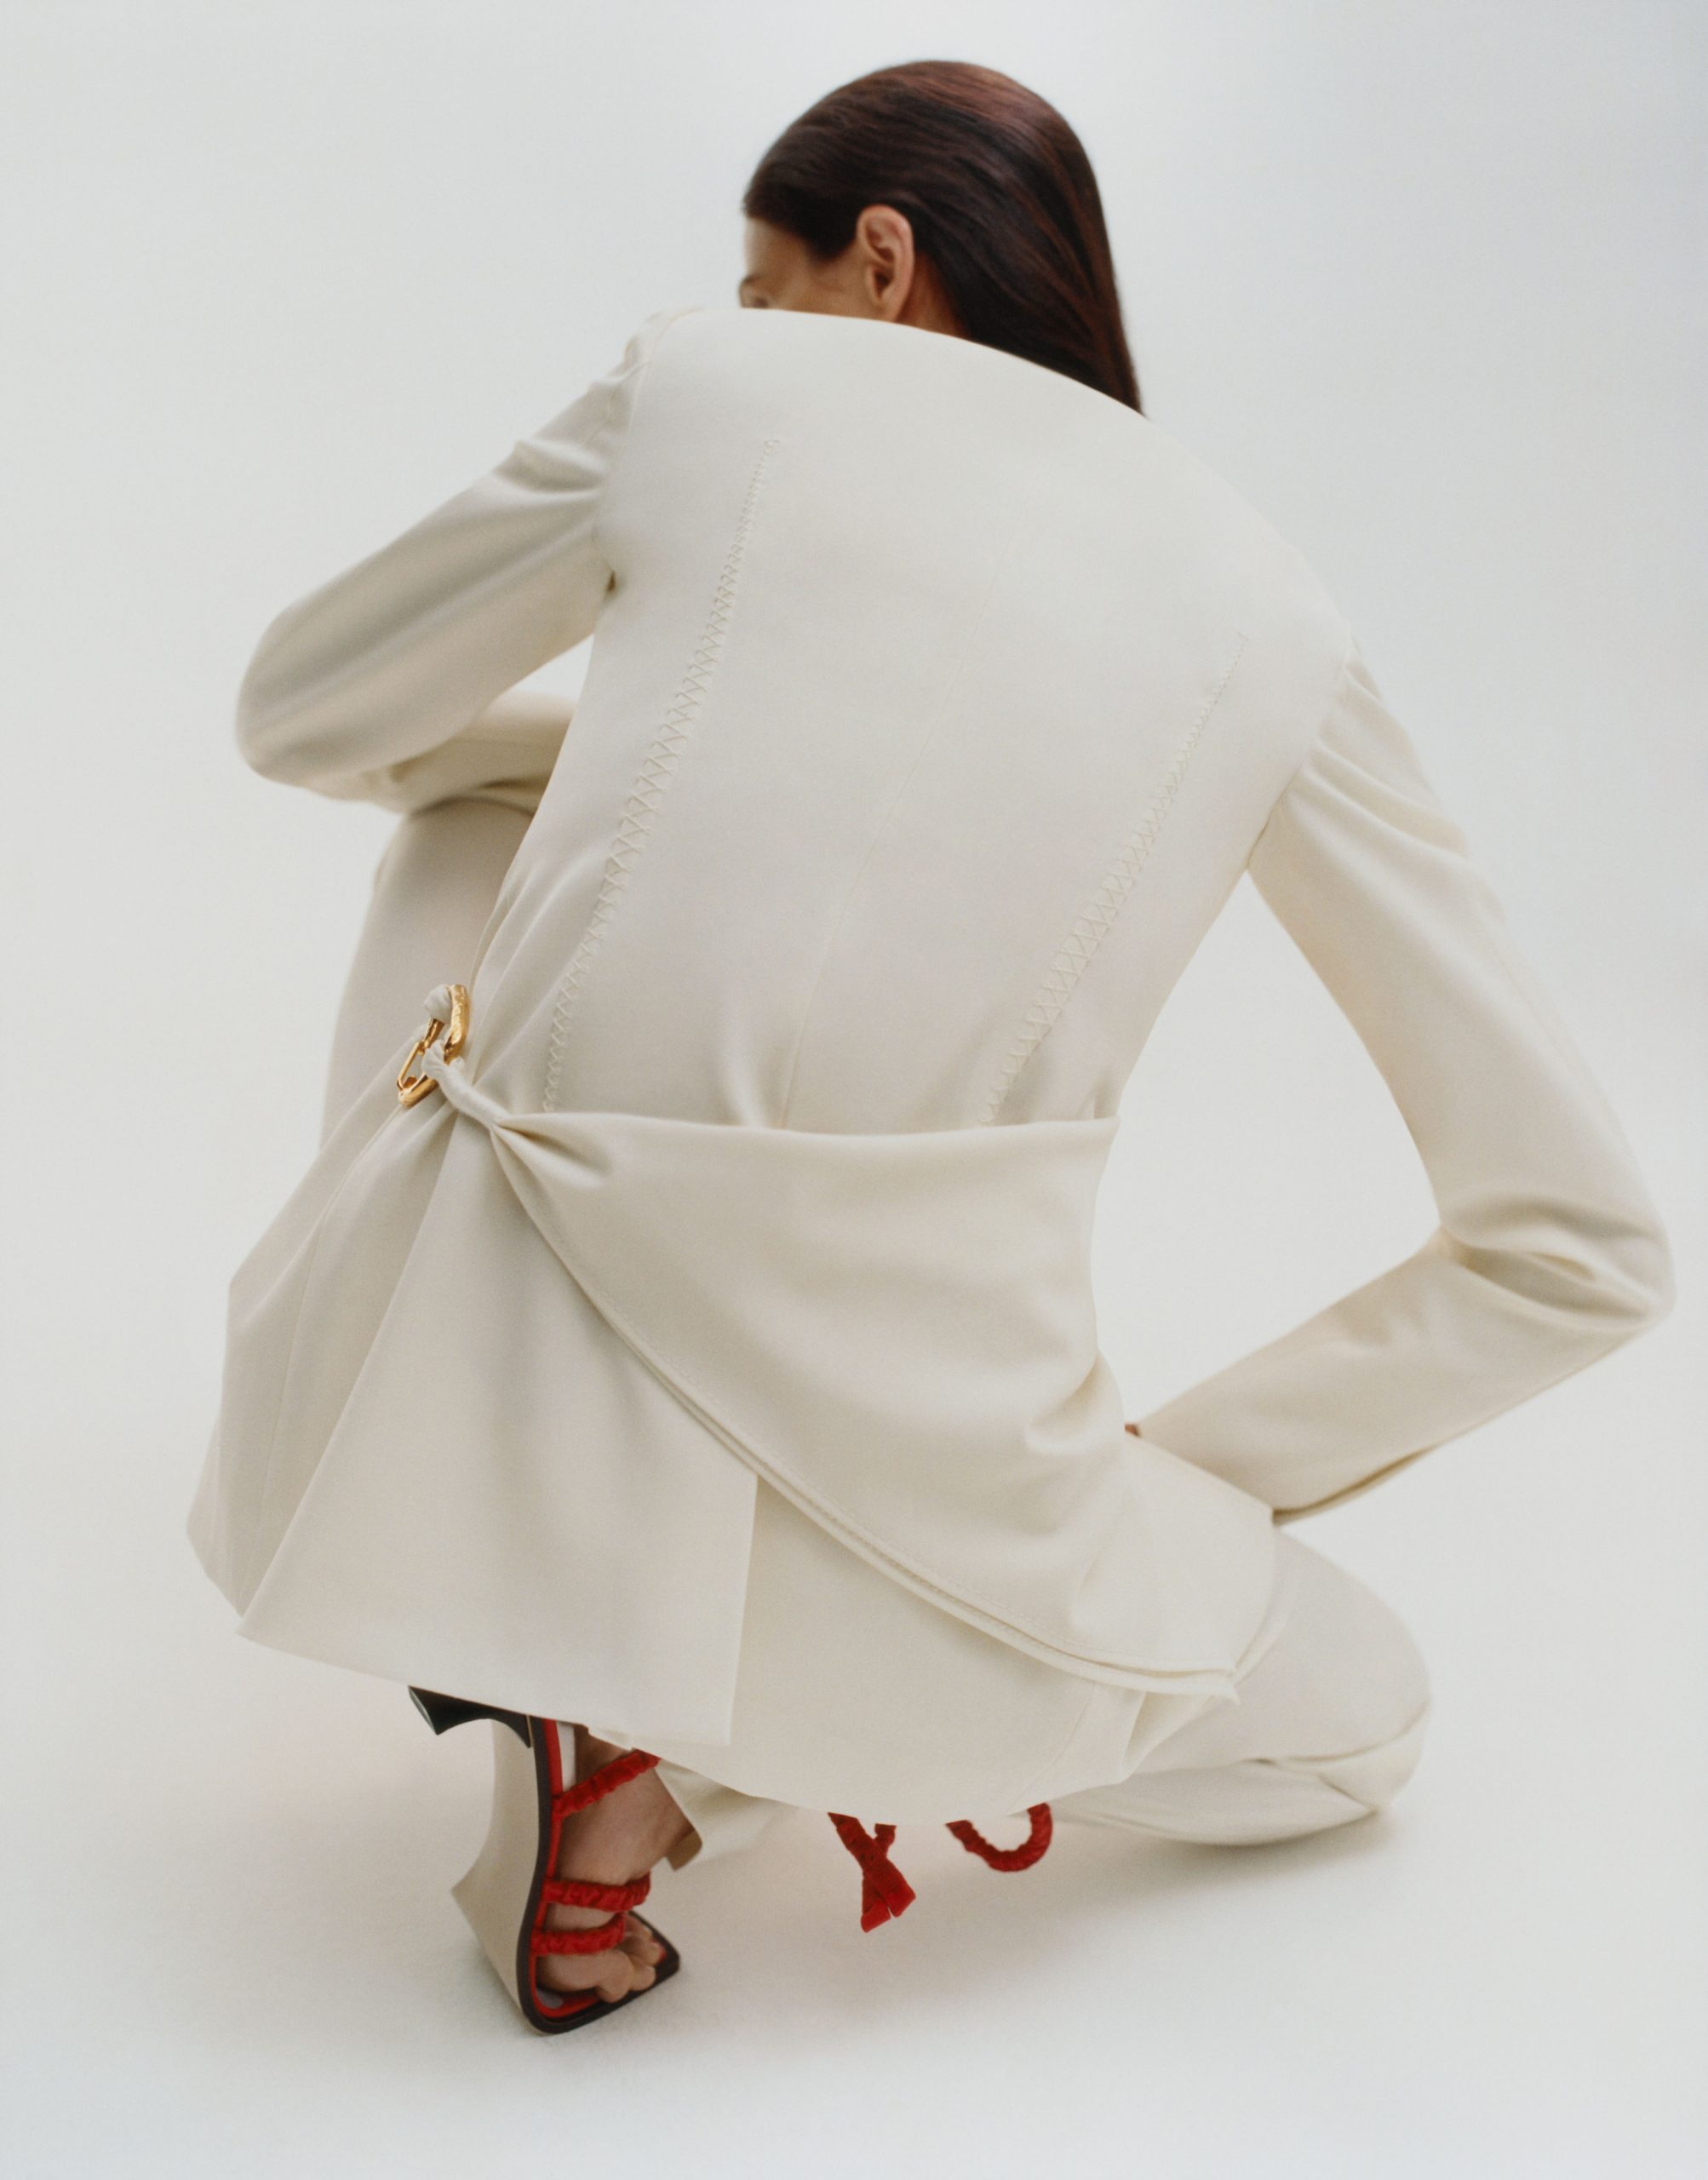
[192,998,1276,1747]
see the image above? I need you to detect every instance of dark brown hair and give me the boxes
[742,60,1141,412]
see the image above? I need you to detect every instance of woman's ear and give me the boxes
[850,206,964,336]
[850,204,920,321]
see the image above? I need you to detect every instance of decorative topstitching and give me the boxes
[542,435,782,1109]
[982,633,1250,1122]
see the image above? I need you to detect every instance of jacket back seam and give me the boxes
[542,433,782,1109]
[982,630,1251,1122]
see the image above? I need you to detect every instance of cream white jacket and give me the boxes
[190,303,1673,1818]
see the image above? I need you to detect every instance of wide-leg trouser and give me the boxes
[655,1522,1430,1862]
[324,798,1431,1863]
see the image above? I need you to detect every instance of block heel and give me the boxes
[409,1684,531,1744]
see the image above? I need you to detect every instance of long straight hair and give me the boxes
[742,60,1142,412]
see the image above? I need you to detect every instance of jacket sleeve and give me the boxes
[1135,637,1675,1518]
[232,304,694,806]
[314,686,576,818]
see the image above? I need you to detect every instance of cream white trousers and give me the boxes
[324,799,1431,1862]
[659,1523,1431,1861]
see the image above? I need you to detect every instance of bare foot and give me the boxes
[536,1727,694,2005]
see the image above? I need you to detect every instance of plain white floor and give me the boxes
[3,4,1702,2174]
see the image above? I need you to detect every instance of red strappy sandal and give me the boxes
[412,1682,1057,2033]
[828,1804,1056,1929]
[410,1687,682,2035]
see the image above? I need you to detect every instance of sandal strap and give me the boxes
[519,1730,670,2022]
[826,1801,1057,1930]
[946,1804,1054,1872]
[539,1872,652,1913]
[827,1815,918,1931]
[527,1735,663,1994]
[530,1910,632,1957]
[552,1746,661,1817]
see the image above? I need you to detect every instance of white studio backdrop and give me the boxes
[3,4,1702,2177]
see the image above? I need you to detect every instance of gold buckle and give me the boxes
[397,984,470,1107]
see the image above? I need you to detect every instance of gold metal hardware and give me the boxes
[397,984,470,1107]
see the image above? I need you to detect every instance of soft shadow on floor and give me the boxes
[129,1715,1404,2061]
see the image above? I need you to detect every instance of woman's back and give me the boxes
[205,295,1670,1815]
[264,304,1349,1132]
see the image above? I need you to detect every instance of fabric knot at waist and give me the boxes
[419,1053,511,1140]
[378,975,1274,1714]
[397,982,510,1131]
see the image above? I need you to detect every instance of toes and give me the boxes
[538,1926,662,2005]
[538,1944,633,2003]
[624,1919,664,1970]
[593,1947,652,2004]
[587,1923,661,2002]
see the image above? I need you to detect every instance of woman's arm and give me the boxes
[232,305,695,801]
[1136,639,1675,1519]
[314,684,576,818]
